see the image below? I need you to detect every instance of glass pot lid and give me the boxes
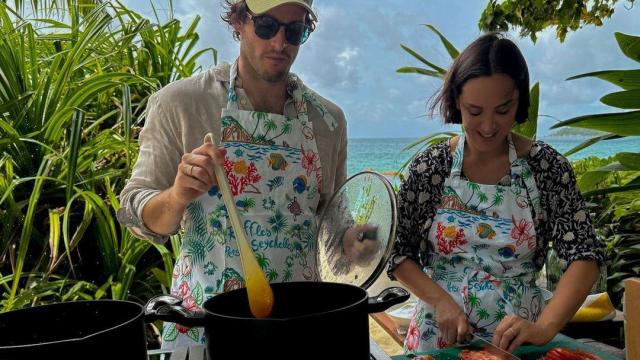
[315,171,397,289]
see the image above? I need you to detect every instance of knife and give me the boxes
[460,333,521,360]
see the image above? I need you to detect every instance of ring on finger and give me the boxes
[188,164,194,176]
[507,327,516,336]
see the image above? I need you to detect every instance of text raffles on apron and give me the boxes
[405,133,545,353]
[162,61,337,348]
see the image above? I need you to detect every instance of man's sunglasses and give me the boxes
[248,14,312,46]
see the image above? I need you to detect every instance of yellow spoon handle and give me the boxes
[204,133,274,318]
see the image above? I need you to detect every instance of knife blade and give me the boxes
[460,333,521,360]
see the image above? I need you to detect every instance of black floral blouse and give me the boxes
[387,139,605,280]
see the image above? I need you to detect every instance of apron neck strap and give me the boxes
[451,133,518,180]
[226,59,337,131]
[450,133,466,180]
[507,133,517,164]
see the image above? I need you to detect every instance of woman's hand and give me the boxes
[493,315,555,353]
[169,143,226,208]
[433,296,470,346]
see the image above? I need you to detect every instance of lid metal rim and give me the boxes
[314,170,398,289]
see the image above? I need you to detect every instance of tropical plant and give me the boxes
[541,32,640,307]
[395,25,540,179]
[0,0,215,311]
[479,0,636,42]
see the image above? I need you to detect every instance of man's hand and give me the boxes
[168,142,226,208]
[142,142,227,235]
[342,224,381,267]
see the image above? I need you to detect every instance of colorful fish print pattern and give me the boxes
[405,134,545,354]
[162,64,332,349]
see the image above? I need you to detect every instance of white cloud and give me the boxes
[119,0,640,138]
[337,47,358,66]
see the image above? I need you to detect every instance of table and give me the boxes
[147,338,393,359]
[370,312,405,346]
[390,334,623,360]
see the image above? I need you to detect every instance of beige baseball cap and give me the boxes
[244,0,317,21]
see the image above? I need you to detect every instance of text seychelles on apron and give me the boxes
[404,133,545,353]
[162,61,337,348]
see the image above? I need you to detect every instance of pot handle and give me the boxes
[144,294,206,328]
[367,287,410,313]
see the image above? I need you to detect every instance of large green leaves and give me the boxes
[555,33,640,140]
[556,31,640,310]
[1,0,214,310]
[397,24,458,80]
[566,69,640,90]
[550,110,640,136]
[600,89,640,109]
[616,32,640,63]
[563,133,622,157]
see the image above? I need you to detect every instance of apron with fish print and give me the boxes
[404,133,545,353]
[162,61,337,348]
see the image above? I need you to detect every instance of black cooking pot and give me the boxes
[149,282,409,360]
[0,282,407,360]
[0,299,147,360]
[147,282,409,360]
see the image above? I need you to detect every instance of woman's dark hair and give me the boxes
[430,32,530,124]
[221,0,316,41]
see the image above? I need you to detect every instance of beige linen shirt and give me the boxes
[117,63,348,243]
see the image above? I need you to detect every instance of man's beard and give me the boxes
[261,70,288,83]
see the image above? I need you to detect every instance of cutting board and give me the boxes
[390,334,621,360]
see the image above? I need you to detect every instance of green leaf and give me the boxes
[513,82,539,139]
[566,70,640,90]
[583,183,640,197]
[396,132,458,178]
[191,282,204,306]
[600,89,640,109]
[615,32,640,63]
[578,171,610,192]
[95,277,112,300]
[401,131,459,151]
[607,271,632,281]
[597,162,631,172]
[424,24,459,59]
[550,110,640,136]
[152,241,175,288]
[8,158,54,308]
[122,84,132,171]
[563,133,623,157]
[400,44,447,74]
[151,268,169,288]
[47,209,61,273]
[187,327,200,342]
[163,323,179,342]
[115,264,135,300]
[65,110,83,203]
[396,66,443,78]
[616,152,640,170]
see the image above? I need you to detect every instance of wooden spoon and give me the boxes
[204,133,274,318]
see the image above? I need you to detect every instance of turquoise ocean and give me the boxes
[346,137,638,177]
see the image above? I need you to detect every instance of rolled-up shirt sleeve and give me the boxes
[542,150,605,266]
[117,93,183,244]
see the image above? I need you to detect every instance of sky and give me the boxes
[121,0,640,138]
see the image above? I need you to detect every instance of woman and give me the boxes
[387,33,604,354]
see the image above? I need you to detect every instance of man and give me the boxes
[117,0,347,347]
